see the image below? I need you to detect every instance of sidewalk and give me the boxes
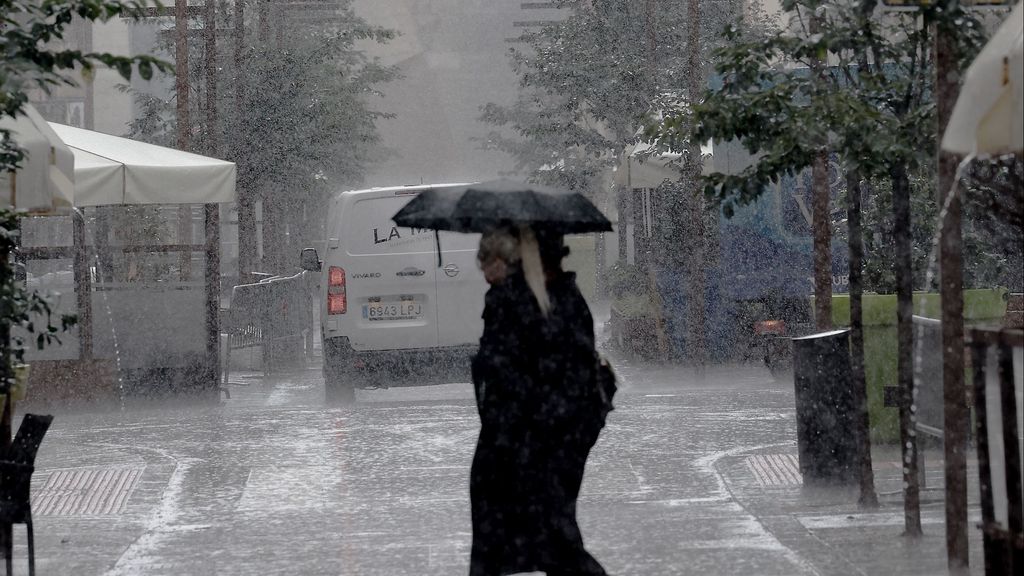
[595,294,986,573]
[715,441,984,576]
[603,344,987,575]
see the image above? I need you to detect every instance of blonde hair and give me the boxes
[518,225,551,317]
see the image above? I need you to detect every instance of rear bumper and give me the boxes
[324,336,476,385]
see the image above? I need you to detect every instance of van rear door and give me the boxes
[341,193,438,351]
[435,230,486,347]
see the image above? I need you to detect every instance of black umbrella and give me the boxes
[392,179,613,235]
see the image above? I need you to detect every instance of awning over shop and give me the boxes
[49,123,236,206]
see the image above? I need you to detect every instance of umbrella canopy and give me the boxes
[942,3,1023,156]
[49,123,236,206]
[0,104,75,214]
[392,179,612,234]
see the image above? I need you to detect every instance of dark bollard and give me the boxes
[792,329,861,486]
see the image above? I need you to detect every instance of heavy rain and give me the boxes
[1,1,1022,575]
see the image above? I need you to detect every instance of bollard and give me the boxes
[792,329,861,486]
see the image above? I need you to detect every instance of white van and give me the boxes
[301,184,488,402]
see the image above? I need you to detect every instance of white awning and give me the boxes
[49,123,236,206]
[942,3,1023,156]
[0,105,75,214]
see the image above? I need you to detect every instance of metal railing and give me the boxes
[222,271,315,383]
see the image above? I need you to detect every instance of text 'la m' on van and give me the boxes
[301,183,487,403]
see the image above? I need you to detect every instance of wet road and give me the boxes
[23,360,982,575]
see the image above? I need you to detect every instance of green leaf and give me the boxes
[116,60,133,80]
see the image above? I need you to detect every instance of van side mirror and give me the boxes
[300,248,321,272]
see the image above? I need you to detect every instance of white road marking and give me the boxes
[693,442,821,576]
[104,451,196,576]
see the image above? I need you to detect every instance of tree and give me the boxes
[478,1,660,193]
[1,0,170,387]
[480,0,752,193]
[127,2,398,276]
[648,0,991,519]
[231,22,398,274]
[959,158,1024,290]
[480,0,753,364]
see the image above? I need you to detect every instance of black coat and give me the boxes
[469,270,607,576]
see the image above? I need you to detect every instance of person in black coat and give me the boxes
[469,225,609,576]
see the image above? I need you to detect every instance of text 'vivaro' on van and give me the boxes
[301,183,488,403]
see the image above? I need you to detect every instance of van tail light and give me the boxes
[327,266,347,315]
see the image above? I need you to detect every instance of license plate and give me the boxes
[363,299,423,321]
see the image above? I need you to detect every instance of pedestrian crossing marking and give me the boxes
[746,454,802,487]
[32,466,144,516]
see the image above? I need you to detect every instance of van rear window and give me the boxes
[346,196,437,255]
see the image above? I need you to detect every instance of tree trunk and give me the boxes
[617,187,628,262]
[238,196,257,282]
[939,151,967,568]
[936,25,969,575]
[847,170,877,508]
[633,188,649,272]
[891,162,922,537]
[175,0,189,150]
[204,0,218,157]
[809,11,832,332]
[234,0,257,283]
[685,0,707,367]
[645,0,657,83]
[812,153,832,330]
[259,0,271,42]
[175,0,192,281]
[262,195,280,274]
